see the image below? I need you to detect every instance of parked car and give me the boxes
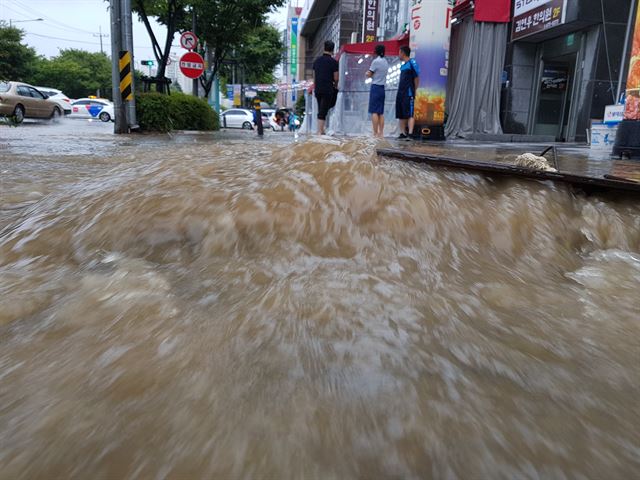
[220,108,254,129]
[0,81,63,123]
[34,86,72,115]
[261,108,276,120]
[69,98,114,122]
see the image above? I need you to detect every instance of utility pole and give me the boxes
[94,26,109,55]
[110,0,127,133]
[192,8,199,97]
[94,25,109,97]
[122,0,138,129]
[110,0,137,133]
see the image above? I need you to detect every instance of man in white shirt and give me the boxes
[366,44,388,138]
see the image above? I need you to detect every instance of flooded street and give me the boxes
[1,122,639,478]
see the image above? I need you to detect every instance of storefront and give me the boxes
[502,0,633,142]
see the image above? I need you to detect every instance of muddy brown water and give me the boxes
[1,133,639,478]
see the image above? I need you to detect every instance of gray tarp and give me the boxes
[445,18,508,138]
[300,53,403,136]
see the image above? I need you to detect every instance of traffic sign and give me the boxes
[180,31,198,51]
[179,51,205,79]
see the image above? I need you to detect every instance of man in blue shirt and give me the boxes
[395,46,420,140]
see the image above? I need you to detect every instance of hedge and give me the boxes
[136,92,219,132]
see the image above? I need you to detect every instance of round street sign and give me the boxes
[179,51,205,79]
[180,31,198,51]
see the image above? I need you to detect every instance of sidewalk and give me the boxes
[382,139,640,181]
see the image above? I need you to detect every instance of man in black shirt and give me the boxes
[312,40,339,135]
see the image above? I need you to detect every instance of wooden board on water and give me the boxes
[377,148,640,197]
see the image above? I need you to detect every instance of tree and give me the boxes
[131,0,189,92]
[130,0,284,96]
[193,0,285,97]
[30,49,112,99]
[236,24,284,84]
[0,22,38,81]
[218,23,283,105]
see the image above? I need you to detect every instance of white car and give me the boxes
[69,98,114,122]
[34,86,72,115]
[220,108,254,129]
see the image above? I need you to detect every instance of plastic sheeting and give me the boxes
[300,52,404,136]
[445,18,508,138]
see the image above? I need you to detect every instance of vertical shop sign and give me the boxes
[409,0,454,129]
[233,84,241,106]
[624,1,640,120]
[363,0,379,43]
[290,17,298,77]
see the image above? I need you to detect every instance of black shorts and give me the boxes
[395,95,414,120]
[316,91,336,120]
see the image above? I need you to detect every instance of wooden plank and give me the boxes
[377,148,640,196]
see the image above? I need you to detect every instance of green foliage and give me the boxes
[236,25,284,84]
[136,92,219,132]
[168,93,218,130]
[130,0,285,95]
[258,91,277,105]
[29,49,112,99]
[0,22,38,82]
[136,93,172,132]
[295,94,305,117]
[131,0,189,89]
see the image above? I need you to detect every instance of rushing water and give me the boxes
[1,133,639,478]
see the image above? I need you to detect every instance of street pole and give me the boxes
[254,98,264,136]
[94,26,109,55]
[192,8,199,97]
[122,0,138,128]
[110,0,127,133]
[616,0,637,102]
[94,25,109,97]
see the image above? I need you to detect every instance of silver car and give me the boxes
[220,108,254,129]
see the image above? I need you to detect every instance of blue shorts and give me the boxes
[395,95,414,119]
[368,84,385,115]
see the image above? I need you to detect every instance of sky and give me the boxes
[0,0,288,72]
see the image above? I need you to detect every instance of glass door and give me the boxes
[533,54,576,140]
[530,33,583,141]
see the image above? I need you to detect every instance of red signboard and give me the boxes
[179,51,205,79]
[362,0,379,43]
[474,0,511,23]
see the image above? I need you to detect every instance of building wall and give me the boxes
[501,0,632,141]
[302,0,364,79]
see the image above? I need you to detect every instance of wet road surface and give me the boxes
[1,121,639,478]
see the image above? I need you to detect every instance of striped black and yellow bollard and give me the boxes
[119,50,133,102]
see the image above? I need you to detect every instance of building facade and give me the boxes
[299,0,366,79]
[501,0,633,142]
[294,0,634,143]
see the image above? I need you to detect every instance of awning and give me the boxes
[337,34,410,58]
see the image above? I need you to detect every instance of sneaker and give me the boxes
[397,133,408,140]
[403,134,413,141]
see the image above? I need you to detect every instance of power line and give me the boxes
[8,0,99,34]
[24,31,103,46]
[23,30,177,52]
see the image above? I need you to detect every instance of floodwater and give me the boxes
[1,124,639,478]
